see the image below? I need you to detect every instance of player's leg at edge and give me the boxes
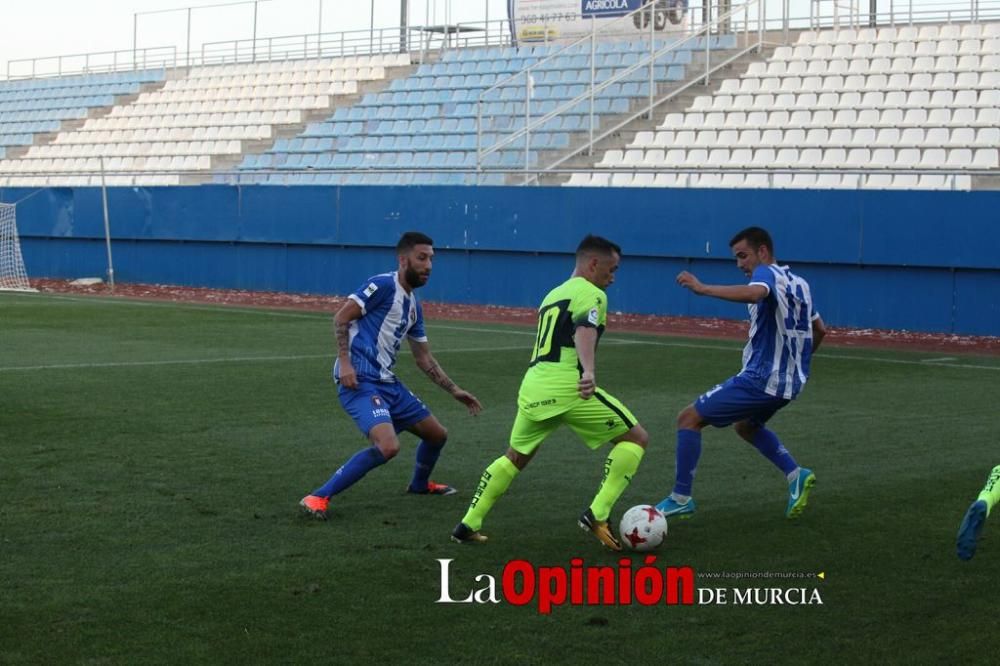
[957,464,1000,561]
[579,424,649,552]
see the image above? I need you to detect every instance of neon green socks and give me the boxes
[976,465,1000,516]
[589,441,645,521]
[461,456,520,531]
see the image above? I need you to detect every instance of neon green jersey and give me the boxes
[517,276,607,420]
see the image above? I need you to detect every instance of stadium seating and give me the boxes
[0,56,402,186]
[570,22,1000,190]
[0,69,165,182]
[227,37,728,185]
[1,24,996,189]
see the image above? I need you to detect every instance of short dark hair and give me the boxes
[576,234,622,259]
[729,226,773,254]
[397,231,434,253]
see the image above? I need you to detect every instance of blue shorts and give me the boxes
[338,379,432,437]
[693,375,790,428]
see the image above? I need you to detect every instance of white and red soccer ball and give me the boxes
[619,505,668,551]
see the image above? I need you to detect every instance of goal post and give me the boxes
[0,202,36,292]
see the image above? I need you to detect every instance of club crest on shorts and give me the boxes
[370,394,390,420]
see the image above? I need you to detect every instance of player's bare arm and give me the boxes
[574,326,598,399]
[409,339,483,415]
[333,299,363,389]
[677,271,768,303]
[812,315,828,352]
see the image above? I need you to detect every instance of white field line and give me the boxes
[0,345,537,372]
[3,336,997,373]
[606,337,1000,371]
[2,294,997,372]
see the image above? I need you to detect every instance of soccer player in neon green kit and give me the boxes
[957,465,1000,560]
[451,234,650,551]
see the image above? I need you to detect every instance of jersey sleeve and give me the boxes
[408,299,428,342]
[749,265,775,299]
[571,286,607,331]
[347,274,391,314]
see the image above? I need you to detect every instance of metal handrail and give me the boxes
[6,46,178,80]
[198,18,513,68]
[475,2,695,171]
[534,42,765,186]
[2,164,996,190]
[807,0,1000,29]
[5,2,1000,80]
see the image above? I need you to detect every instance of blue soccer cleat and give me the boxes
[957,500,988,561]
[655,495,697,519]
[785,467,816,518]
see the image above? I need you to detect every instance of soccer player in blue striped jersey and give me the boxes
[299,232,482,520]
[656,226,827,520]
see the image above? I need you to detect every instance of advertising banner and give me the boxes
[508,0,689,43]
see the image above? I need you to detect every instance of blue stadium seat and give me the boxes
[411,134,429,150]
[397,152,415,168]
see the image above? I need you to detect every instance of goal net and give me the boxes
[0,202,35,292]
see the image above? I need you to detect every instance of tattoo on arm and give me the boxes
[334,318,351,358]
[422,360,457,394]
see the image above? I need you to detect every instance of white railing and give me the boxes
[197,18,513,67]
[0,20,513,81]
[808,0,1000,28]
[5,2,1000,81]
[6,47,178,80]
[0,165,995,189]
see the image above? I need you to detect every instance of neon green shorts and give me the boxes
[508,388,637,455]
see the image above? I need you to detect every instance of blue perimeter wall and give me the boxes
[6,185,1000,336]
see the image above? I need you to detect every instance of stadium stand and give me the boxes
[0,55,406,186]
[0,21,997,189]
[0,69,165,183]
[226,37,738,185]
[570,21,1000,189]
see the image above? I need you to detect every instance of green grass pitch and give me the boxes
[2,291,998,663]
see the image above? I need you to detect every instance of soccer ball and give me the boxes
[619,505,668,551]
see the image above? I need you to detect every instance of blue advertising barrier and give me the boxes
[5,185,999,335]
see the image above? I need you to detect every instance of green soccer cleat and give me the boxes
[786,468,816,519]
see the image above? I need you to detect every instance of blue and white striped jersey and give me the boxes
[740,263,820,400]
[333,271,427,383]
